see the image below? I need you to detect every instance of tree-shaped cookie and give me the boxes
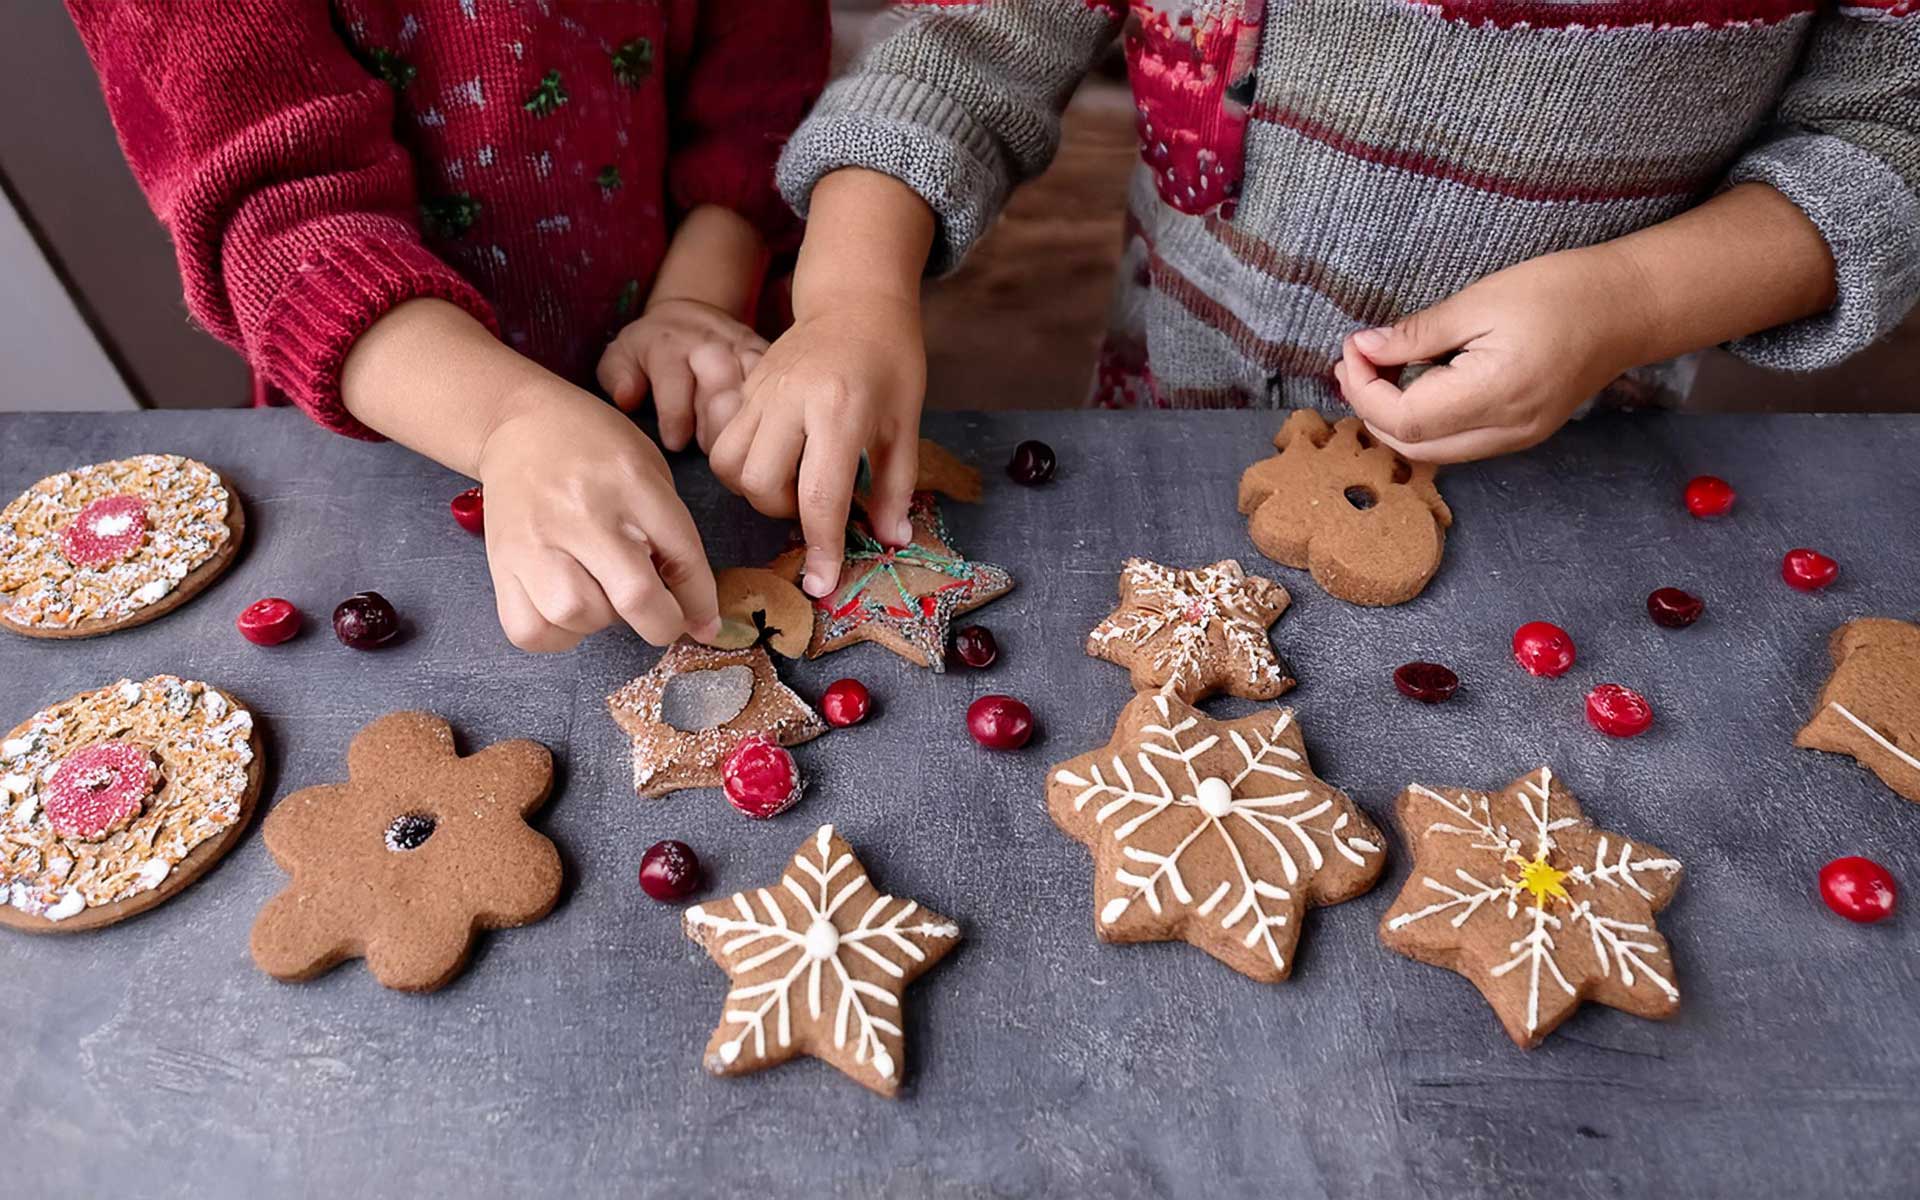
[1237,412,1451,606]
[1086,557,1292,702]
[1379,767,1683,1049]
[250,712,561,992]
[1046,691,1384,982]
[1796,618,1920,803]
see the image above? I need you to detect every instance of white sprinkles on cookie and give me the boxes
[1088,558,1289,696]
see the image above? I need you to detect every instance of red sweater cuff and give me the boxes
[253,236,498,441]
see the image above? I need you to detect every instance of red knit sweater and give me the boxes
[69,0,829,439]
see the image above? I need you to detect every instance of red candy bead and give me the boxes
[59,494,148,567]
[1393,662,1460,704]
[1586,684,1653,738]
[236,597,302,646]
[450,486,484,535]
[1818,856,1897,924]
[820,678,872,728]
[1781,548,1838,592]
[1646,588,1704,629]
[967,695,1034,751]
[638,839,704,902]
[722,736,803,819]
[1512,622,1576,678]
[952,625,999,669]
[44,741,156,841]
[1683,475,1736,519]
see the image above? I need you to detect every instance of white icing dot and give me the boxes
[1,736,33,760]
[872,1047,896,1079]
[803,918,841,961]
[718,1041,741,1064]
[118,682,143,706]
[91,513,134,537]
[1196,777,1234,818]
[131,580,171,605]
[44,890,85,921]
[135,859,172,890]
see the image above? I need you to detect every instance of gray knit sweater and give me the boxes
[779,1,1920,410]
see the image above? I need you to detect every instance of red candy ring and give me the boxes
[59,494,149,568]
[44,741,157,841]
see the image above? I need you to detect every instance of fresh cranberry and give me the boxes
[722,736,803,819]
[332,591,400,649]
[1818,856,1897,924]
[1586,684,1653,738]
[1646,588,1704,629]
[1512,622,1576,678]
[952,625,999,669]
[1781,548,1838,592]
[236,597,302,646]
[639,839,704,902]
[820,678,872,728]
[450,486,484,535]
[1393,662,1459,704]
[1683,475,1736,519]
[1006,440,1056,486]
[967,695,1034,750]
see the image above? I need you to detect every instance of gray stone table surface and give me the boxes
[2,409,1917,1199]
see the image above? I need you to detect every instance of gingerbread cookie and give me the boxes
[1046,692,1383,982]
[608,641,827,799]
[1237,412,1450,606]
[684,823,960,1097]
[771,492,1013,671]
[0,454,245,637]
[1379,767,1683,1049]
[1,675,262,933]
[250,712,560,992]
[1086,558,1293,702]
[914,439,982,503]
[1796,618,1920,804]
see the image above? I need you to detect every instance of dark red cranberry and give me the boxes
[1782,548,1838,592]
[1393,662,1459,704]
[450,486,484,535]
[1683,475,1736,519]
[722,736,802,819]
[967,695,1034,750]
[1646,588,1704,629]
[332,591,400,649]
[1006,440,1056,486]
[1818,856,1897,924]
[820,678,872,728]
[952,625,999,669]
[1512,621,1576,678]
[1586,684,1653,738]
[236,597,302,646]
[639,839,704,902]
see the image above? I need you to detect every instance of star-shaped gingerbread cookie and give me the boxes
[1796,617,1920,804]
[1379,767,1684,1049]
[683,823,961,1097]
[1046,692,1384,982]
[607,642,826,799]
[1086,557,1292,702]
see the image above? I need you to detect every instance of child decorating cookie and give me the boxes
[717,1,1918,596]
[68,0,829,651]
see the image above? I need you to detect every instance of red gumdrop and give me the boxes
[967,695,1034,751]
[1512,622,1576,678]
[820,679,871,728]
[59,495,148,567]
[1586,684,1654,738]
[1393,662,1460,704]
[722,736,803,819]
[44,741,155,841]
[1646,588,1704,629]
[1818,856,1897,924]
[1781,548,1838,592]
[1683,475,1736,519]
[236,597,302,646]
[639,839,704,902]
[450,486,484,535]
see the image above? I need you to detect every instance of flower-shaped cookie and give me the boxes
[250,712,561,992]
[1086,557,1292,702]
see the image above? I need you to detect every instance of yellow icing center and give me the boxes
[1514,855,1570,908]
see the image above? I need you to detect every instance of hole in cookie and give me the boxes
[385,813,437,852]
[1390,460,1412,484]
[1344,486,1378,511]
[1354,428,1374,450]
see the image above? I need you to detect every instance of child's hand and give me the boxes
[476,382,722,652]
[708,293,926,597]
[596,298,768,453]
[1336,246,1649,463]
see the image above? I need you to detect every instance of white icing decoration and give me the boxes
[1087,559,1286,693]
[1828,702,1920,773]
[44,890,85,921]
[91,512,135,537]
[130,579,171,605]
[118,682,143,706]
[135,858,172,890]
[1,736,35,760]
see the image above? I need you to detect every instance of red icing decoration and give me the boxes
[1646,587,1704,629]
[1683,475,1736,519]
[722,736,802,820]
[639,839,704,901]
[820,678,871,728]
[44,741,155,841]
[967,695,1034,751]
[1512,621,1576,678]
[236,597,302,645]
[451,486,485,535]
[1818,856,1897,924]
[1393,662,1459,704]
[1781,548,1838,592]
[58,494,148,567]
[1586,684,1653,738]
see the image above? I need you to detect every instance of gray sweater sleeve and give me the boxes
[776,3,1122,275]
[1724,6,1920,371]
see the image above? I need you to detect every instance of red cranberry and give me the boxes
[1818,856,1897,924]
[1646,588,1704,629]
[967,695,1034,751]
[952,625,999,669]
[332,591,400,649]
[450,486,484,535]
[1512,622,1576,678]
[1782,548,1838,592]
[722,736,803,819]
[820,678,872,728]
[1683,475,1736,519]
[236,597,302,646]
[1006,440,1056,486]
[639,839,704,902]
[1393,662,1459,704]
[1586,684,1653,738]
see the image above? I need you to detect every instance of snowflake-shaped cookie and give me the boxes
[683,824,961,1097]
[1796,618,1920,804]
[1379,767,1684,1049]
[1047,692,1383,982]
[1086,557,1292,702]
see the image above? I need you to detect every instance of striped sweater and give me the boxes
[779,1,1920,411]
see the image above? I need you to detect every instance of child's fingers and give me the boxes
[685,341,745,455]
[524,552,622,636]
[1361,421,1518,465]
[694,387,744,455]
[864,428,919,549]
[494,570,584,653]
[736,405,805,519]
[626,495,723,642]
[596,345,651,413]
[577,531,693,646]
[645,349,698,452]
[1348,299,1480,368]
[707,401,760,495]
[796,426,863,598]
